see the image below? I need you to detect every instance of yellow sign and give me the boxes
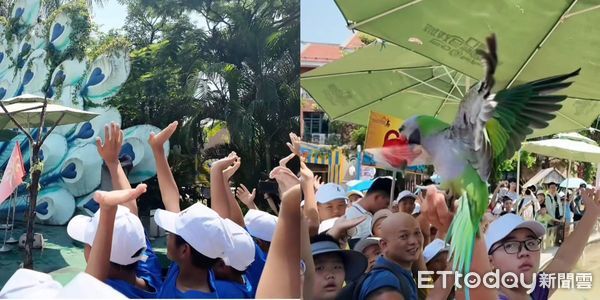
[365,111,404,149]
[363,111,407,170]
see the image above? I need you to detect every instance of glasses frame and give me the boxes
[490,238,542,255]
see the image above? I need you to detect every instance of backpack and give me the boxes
[335,262,411,300]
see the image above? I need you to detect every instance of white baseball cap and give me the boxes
[0,269,126,299]
[394,190,416,204]
[222,218,256,272]
[423,239,449,263]
[154,203,234,259]
[353,236,381,253]
[316,183,348,204]
[67,205,147,266]
[244,209,278,242]
[485,214,546,254]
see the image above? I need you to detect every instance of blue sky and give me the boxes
[301,0,353,45]
[92,0,127,32]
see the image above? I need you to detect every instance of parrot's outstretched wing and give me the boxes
[450,34,498,182]
[485,68,580,168]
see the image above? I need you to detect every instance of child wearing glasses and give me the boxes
[486,188,600,299]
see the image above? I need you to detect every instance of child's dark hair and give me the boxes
[174,234,218,269]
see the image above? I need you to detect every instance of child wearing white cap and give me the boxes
[66,123,160,298]
[315,183,348,221]
[2,186,146,299]
[207,152,261,298]
[149,122,233,298]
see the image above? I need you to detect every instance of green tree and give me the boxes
[106,0,299,209]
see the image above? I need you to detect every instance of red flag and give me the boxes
[0,142,26,205]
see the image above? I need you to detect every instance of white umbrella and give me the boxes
[518,132,600,224]
[0,94,98,130]
[0,94,98,268]
[560,178,588,189]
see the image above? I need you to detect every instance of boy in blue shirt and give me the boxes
[66,123,161,298]
[213,219,256,298]
[150,122,233,298]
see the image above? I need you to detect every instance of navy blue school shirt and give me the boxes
[214,273,254,298]
[358,256,418,300]
[104,236,163,298]
[245,239,267,292]
[157,262,219,298]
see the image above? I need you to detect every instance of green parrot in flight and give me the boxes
[394,34,580,296]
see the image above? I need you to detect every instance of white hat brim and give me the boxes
[154,209,178,234]
[67,215,92,244]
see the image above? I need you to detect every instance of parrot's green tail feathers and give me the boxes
[446,194,477,281]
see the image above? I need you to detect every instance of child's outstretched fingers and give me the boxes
[148,121,178,149]
[94,184,148,207]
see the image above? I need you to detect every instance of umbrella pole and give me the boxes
[389,171,397,209]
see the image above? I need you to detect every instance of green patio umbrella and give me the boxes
[328,0,600,130]
[301,41,597,138]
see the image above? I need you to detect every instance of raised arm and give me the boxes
[222,157,246,226]
[422,186,497,300]
[545,188,600,296]
[85,184,147,280]
[209,152,238,220]
[148,121,180,213]
[256,183,301,298]
[96,123,138,215]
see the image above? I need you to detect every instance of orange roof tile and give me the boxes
[301,43,343,64]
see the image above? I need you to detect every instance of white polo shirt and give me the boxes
[345,203,372,239]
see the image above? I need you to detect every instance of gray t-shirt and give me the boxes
[345,203,373,239]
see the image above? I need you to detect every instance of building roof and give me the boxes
[523,168,566,188]
[300,34,365,68]
[300,42,343,67]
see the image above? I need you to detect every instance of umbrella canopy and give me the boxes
[521,137,600,163]
[560,177,587,189]
[302,42,471,125]
[301,41,597,138]
[0,95,98,130]
[332,0,600,129]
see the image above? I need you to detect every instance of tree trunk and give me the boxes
[23,142,41,269]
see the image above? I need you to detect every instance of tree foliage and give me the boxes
[105,0,299,209]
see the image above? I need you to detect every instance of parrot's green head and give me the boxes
[399,115,450,145]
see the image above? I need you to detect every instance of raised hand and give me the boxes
[223,157,241,180]
[286,132,303,159]
[94,183,148,207]
[212,151,239,172]
[327,215,367,240]
[279,153,295,168]
[96,122,123,165]
[270,166,300,194]
[236,184,257,208]
[421,185,453,236]
[299,161,314,184]
[582,188,600,217]
[313,175,323,191]
[148,121,178,151]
